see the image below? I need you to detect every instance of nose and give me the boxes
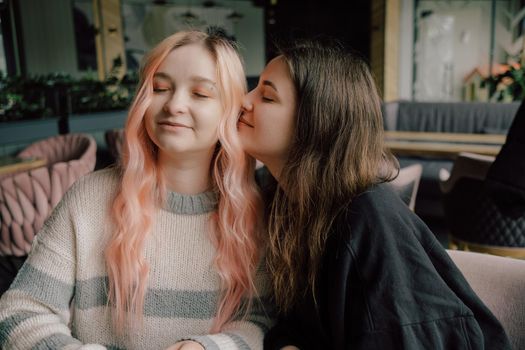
[241,92,254,112]
[163,91,188,115]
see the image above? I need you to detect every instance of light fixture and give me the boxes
[180,10,199,21]
[179,0,200,24]
[227,11,243,22]
[202,0,217,7]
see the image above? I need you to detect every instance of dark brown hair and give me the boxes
[266,39,398,312]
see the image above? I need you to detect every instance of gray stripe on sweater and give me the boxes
[107,345,126,350]
[74,276,109,309]
[185,336,221,350]
[240,297,275,318]
[31,333,80,350]
[0,311,38,348]
[225,333,251,350]
[13,266,269,321]
[165,191,218,214]
[10,264,72,310]
[75,277,221,318]
[144,289,221,318]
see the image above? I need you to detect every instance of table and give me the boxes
[0,156,47,176]
[384,131,505,159]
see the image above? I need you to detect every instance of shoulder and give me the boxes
[67,167,120,196]
[333,183,437,251]
[59,167,121,212]
[340,183,412,228]
[352,183,406,211]
[73,166,121,190]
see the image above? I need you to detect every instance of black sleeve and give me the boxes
[264,312,307,350]
[338,187,512,349]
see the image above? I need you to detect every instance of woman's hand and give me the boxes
[165,340,205,350]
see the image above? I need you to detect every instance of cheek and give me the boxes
[196,105,222,131]
[256,114,294,154]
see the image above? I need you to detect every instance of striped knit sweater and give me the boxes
[0,168,273,350]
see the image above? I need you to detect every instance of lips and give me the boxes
[238,115,254,128]
[158,120,191,129]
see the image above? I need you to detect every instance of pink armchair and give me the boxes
[0,133,96,256]
[448,250,525,350]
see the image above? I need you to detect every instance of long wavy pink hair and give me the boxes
[105,30,263,333]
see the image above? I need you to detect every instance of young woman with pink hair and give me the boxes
[0,29,271,349]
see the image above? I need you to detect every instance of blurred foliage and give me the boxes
[0,71,138,122]
[482,64,525,102]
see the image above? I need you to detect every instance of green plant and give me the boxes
[0,71,53,121]
[0,71,138,122]
[482,63,525,102]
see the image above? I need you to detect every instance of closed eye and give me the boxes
[153,87,170,93]
[262,96,274,102]
[194,92,210,98]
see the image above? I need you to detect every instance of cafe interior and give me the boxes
[0,0,524,347]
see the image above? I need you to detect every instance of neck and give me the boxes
[261,157,286,184]
[158,150,214,194]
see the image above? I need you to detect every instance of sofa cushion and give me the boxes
[383,101,520,133]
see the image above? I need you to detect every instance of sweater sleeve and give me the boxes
[180,300,274,350]
[0,186,106,350]
[182,269,275,350]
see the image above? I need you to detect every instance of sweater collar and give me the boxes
[164,190,218,215]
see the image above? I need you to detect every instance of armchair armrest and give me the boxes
[439,152,495,194]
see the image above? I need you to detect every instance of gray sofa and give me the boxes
[382,101,521,221]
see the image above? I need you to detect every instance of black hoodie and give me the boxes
[265,184,511,350]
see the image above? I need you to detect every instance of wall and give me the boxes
[397,0,414,100]
[414,0,511,101]
[0,17,5,73]
[114,0,265,78]
[18,0,79,76]
[13,0,264,78]
[230,0,265,77]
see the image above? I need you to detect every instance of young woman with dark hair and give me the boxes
[238,40,511,350]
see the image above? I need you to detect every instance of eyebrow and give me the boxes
[153,72,217,88]
[262,80,278,92]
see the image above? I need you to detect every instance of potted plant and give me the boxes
[482,62,525,102]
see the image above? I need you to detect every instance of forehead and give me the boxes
[156,43,217,80]
[261,55,295,97]
[262,55,289,78]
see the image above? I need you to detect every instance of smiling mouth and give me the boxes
[238,115,254,128]
[158,121,191,129]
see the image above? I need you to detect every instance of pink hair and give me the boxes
[105,30,263,332]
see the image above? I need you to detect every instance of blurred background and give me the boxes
[1,0,525,256]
